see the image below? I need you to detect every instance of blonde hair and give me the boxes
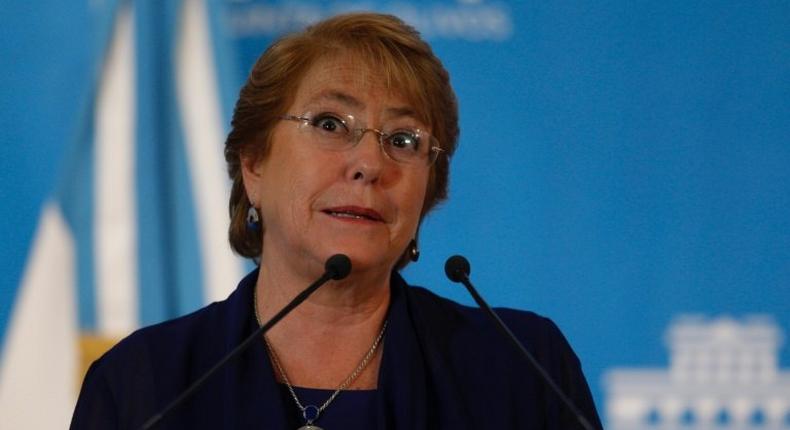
[225,13,459,263]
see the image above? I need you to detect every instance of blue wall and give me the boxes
[2,0,788,419]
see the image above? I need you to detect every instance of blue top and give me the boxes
[71,270,602,429]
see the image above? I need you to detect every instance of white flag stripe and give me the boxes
[0,204,78,429]
[177,0,244,303]
[95,4,138,335]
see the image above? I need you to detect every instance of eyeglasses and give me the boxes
[279,112,443,166]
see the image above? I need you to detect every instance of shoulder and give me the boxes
[399,282,602,428]
[404,284,572,358]
[71,271,257,428]
[72,301,230,427]
[99,300,226,373]
[401,282,585,385]
[98,269,257,369]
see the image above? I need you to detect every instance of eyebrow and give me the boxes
[307,90,418,120]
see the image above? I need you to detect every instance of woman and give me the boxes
[72,13,602,429]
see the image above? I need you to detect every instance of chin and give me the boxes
[321,247,394,275]
[311,233,403,273]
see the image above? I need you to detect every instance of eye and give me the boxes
[309,113,349,136]
[386,130,420,152]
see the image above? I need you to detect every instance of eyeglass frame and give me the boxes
[278,112,444,167]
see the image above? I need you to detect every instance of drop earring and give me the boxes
[246,202,261,231]
[408,239,420,262]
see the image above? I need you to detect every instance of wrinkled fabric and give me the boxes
[71,270,602,429]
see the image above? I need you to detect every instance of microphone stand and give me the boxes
[445,255,596,430]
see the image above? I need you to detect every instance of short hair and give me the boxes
[225,12,459,264]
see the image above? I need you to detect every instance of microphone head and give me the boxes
[444,255,471,283]
[325,254,352,280]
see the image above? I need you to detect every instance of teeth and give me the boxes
[330,211,368,220]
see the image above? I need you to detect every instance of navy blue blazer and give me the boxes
[71,270,602,429]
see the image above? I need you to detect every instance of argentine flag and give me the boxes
[0,0,246,427]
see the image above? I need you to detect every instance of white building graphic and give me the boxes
[605,315,790,429]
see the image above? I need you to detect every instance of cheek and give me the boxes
[257,158,301,225]
[409,184,429,217]
[397,174,430,232]
[279,154,340,224]
[285,177,318,229]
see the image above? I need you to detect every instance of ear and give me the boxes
[240,152,264,204]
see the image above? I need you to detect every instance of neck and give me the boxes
[255,251,392,327]
[254,248,391,389]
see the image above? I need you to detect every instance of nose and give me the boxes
[347,129,387,183]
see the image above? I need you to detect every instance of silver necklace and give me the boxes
[254,287,387,430]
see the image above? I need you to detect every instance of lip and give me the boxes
[321,205,385,223]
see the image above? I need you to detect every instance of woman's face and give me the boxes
[243,56,431,275]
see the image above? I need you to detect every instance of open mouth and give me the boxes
[322,207,384,222]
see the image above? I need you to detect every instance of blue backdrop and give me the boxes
[1,0,788,424]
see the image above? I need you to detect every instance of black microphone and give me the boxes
[140,254,352,429]
[444,255,596,430]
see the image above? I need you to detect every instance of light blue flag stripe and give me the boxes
[134,0,171,324]
[55,0,124,332]
[135,0,205,325]
[205,0,243,126]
